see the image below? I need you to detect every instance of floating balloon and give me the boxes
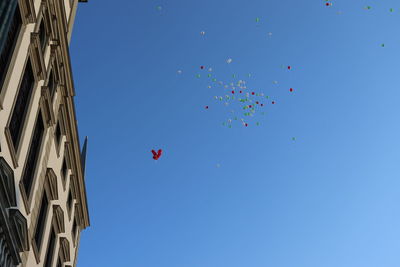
[151,149,162,160]
[226,58,233,64]
[200,31,206,36]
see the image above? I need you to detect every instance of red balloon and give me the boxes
[205,106,209,109]
[232,90,235,94]
[256,101,259,104]
[245,123,248,127]
[288,66,291,70]
[251,92,255,95]
[272,101,275,104]
[151,149,162,160]
[240,91,242,93]
[290,88,293,92]
[249,105,252,108]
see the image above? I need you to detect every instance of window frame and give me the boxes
[18,109,46,213]
[0,3,23,102]
[31,189,50,262]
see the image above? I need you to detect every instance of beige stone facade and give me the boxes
[0,0,90,266]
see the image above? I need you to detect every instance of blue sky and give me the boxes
[70,0,400,266]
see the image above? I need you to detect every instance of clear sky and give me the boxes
[70,0,400,266]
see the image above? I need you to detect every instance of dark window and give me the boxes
[72,219,77,240]
[55,121,61,145]
[43,228,56,267]
[9,58,35,150]
[21,112,44,195]
[34,193,48,250]
[38,20,48,52]
[47,71,56,98]
[67,190,72,212]
[0,5,22,93]
[61,158,67,180]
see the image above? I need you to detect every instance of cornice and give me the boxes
[53,0,90,228]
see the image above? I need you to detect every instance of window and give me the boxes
[38,20,48,53]
[47,70,56,99]
[8,57,35,151]
[43,227,56,267]
[34,192,49,250]
[0,4,22,93]
[55,121,61,145]
[21,112,44,196]
[72,219,77,241]
[67,190,73,213]
[61,158,67,181]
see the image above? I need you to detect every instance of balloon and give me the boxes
[256,17,260,22]
[151,149,162,160]
[290,88,293,92]
[177,70,182,74]
[226,58,233,64]
[200,31,206,35]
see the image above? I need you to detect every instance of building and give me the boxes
[0,0,90,266]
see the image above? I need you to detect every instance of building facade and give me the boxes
[0,0,90,266]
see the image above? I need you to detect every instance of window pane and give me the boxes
[0,1,21,92]
[34,193,48,249]
[21,112,44,195]
[9,58,35,150]
[44,228,56,267]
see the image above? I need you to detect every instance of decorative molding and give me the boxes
[18,0,36,24]
[40,85,55,127]
[29,33,46,81]
[0,158,16,208]
[52,205,64,234]
[4,127,18,168]
[59,237,70,262]
[44,168,58,200]
[8,208,29,252]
